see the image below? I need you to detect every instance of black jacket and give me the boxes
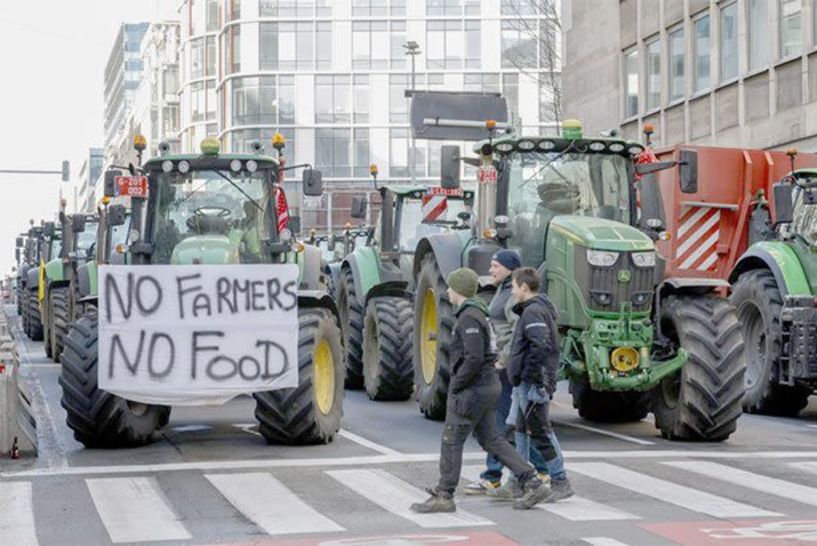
[508,294,560,394]
[448,299,498,395]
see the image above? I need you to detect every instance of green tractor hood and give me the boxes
[171,235,240,265]
[549,216,654,252]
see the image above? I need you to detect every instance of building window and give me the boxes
[501,20,536,68]
[354,129,370,177]
[206,0,219,31]
[390,75,409,123]
[748,0,768,69]
[390,21,407,69]
[231,128,296,159]
[501,0,548,15]
[668,26,685,101]
[390,128,409,177]
[353,21,389,69]
[427,0,480,16]
[353,75,370,124]
[539,74,559,123]
[190,38,205,79]
[315,75,357,124]
[624,48,638,118]
[224,25,240,74]
[720,2,738,82]
[191,82,206,122]
[502,73,519,125]
[352,0,386,16]
[646,38,661,110]
[464,73,500,93]
[316,128,352,177]
[259,0,329,17]
[317,22,332,70]
[779,0,802,58]
[693,14,711,93]
[427,21,480,69]
[226,0,240,21]
[260,22,314,71]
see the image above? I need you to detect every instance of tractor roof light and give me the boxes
[562,119,583,140]
[608,142,625,153]
[246,160,258,173]
[643,123,656,136]
[485,119,497,131]
[627,144,645,155]
[272,132,286,151]
[588,141,607,152]
[495,141,515,153]
[538,140,556,151]
[133,134,147,152]
[230,159,243,172]
[101,196,111,206]
[161,160,174,173]
[482,228,497,239]
[369,164,379,177]
[200,137,220,156]
[517,140,536,151]
[178,160,191,174]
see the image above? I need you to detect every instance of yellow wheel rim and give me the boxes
[314,339,335,415]
[420,288,438,384]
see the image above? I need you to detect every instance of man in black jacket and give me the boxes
[411,267,548,513]
[508,267,574,502]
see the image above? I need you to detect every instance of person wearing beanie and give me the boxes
[465,250,550,498]
[411,267,549,514]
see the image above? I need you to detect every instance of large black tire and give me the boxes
[59,312,171,448]
[44,291,53,359]
[362,296,414,401]
[570,379,650,423]
[413,254,455,420]
[254,308,344,444]
[28,289,43,341]
[51,286,69,361]
[653,295,745,442]
[337,266,364,388]
[21,285,30,336]
[730,270,811,416]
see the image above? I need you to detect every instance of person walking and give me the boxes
[465,250,549,496]
[411,267,549,513]
[507,267,574,502]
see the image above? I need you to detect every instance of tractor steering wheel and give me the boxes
[194,206,232,218]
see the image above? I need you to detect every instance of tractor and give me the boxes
[58,136,344,448]
[21,222,59,342]
[14,233,28,316]
[336,172,474,401]
[412,120,745,442]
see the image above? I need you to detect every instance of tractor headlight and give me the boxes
[246,160,258,173]
[230,159,242,172]
[178,160,191,174]
[632,251,656,267]
[587,249,619,267]
[161,160,174,173]
[495,142,515,153]
[632,292,651,306]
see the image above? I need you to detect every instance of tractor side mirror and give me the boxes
[72,215,87,233]
[108,205,127,227]
[43,222,55,238]
[773,182,794,225]
[637,174,666,234]
[350,196,367,219]
[440,145,461,190]
[15,237,23,248]
[104,170,118,197]
[303,169,323,196]
[679,149,698,194]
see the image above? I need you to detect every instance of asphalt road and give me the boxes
[3,306,817,546]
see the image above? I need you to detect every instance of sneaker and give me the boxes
[487,478,523,501]
[410,491,456,513]
[544,478,574,503]
[513,477,549,510]
[536,472,551,484]
[464,479,500,496]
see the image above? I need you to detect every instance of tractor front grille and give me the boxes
[575,251,655,313]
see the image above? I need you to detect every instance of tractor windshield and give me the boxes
[151,170,271,264]
[504,151,632,266]
[395,197,469,251]
[792,183,817,245]
[76,222,98,253]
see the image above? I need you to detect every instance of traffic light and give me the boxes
[61,161,70,182]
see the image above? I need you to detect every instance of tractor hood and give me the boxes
[550,216,654,252]
[171,235,240,265]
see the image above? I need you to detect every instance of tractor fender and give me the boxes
[658,277,730,299]
[77,262,92,299]
[413,232,468,282]
[729,242,811,296]
[364,280,411,308]
[299,245,323,291]
[44,259,64,283]
[326,262,342,297]
[342,246,382,307]
[298,290,339,323]
[26,267,39,290]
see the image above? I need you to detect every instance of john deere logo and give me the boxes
[618,270,632,283]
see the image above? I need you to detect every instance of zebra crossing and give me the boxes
[3,458,817,545]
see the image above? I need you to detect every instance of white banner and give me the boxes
[98,264,299,406]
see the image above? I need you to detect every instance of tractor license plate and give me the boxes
[115,175,148,198]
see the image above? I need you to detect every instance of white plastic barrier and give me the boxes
[0,309,37,458]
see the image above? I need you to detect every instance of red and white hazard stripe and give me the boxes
[421,194,448,222]
[675,206,721,271]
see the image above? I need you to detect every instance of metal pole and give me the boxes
[410,52,416,185]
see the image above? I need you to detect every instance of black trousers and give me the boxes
[436,385,536,494]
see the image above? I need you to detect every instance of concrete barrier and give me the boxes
[0,308,37,458]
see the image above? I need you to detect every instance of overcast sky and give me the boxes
[0,1,165,276]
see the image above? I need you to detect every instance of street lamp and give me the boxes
[403,40,421,185]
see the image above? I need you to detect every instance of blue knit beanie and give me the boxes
[492,249,521,271]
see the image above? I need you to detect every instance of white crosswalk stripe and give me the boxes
[327,468,493,528]
[583,538,630,546]
[460,465,637,521]
[665,461,817,507]
[0,481,38,546]
[85,477,191,543]
[205,472,344,535]
[569,462,780,518]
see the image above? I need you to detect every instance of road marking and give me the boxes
[232,423,262,436]
[327,469,492,528]
[206,472,343,535]
[666,461,817,507]
[460,465,637,521]
[0,482,38,546]
[553,420,656,446]
[791,461,817,476]
[583,539,630,546]
[569,462,780,518]
[171,424,212,433]
[86,477,191,543]
[6,450,817,479]
[338,429,403,456]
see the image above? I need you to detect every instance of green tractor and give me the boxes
[412,120,745,441]
[58,137,344,448]
[729,166,817,416]
[336,177,474,400]
[23,221,59,343]
[14,233,28,316]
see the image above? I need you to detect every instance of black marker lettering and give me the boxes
[267,279,283,310]
[104,272,134,322]
[109,331,146,378]
[233,279,250,311]
[135,275,162,316]
[147,333,174,378]
[206,356,237,381]
[216,277,236,314]
[176,274,202,319]
[250,280,264,311]
[238,356,260,380]
[192,294,212,317]
[257,339,289,381]
[282,280,298,311]
[191,331,223,379]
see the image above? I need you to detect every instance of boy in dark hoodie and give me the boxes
[411,267,549,513]
[508,267,574,502]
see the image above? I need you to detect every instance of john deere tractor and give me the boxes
[412,120,745,441]
[58,137,343,448]
[336,173,474,400]
[729,161,817,416]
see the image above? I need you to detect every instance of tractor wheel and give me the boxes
[254,307,344,444]
[59,311,170,448]
[51,286,69,361]
[44,292,53,359]
[28,289,43,341]
[362,296,414,401]
[730,270,811,416]
[653,295,745,442]
[21,286,30,336]
[570,379,650,422]
[337,266,365,388]
[413,254,455,420]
